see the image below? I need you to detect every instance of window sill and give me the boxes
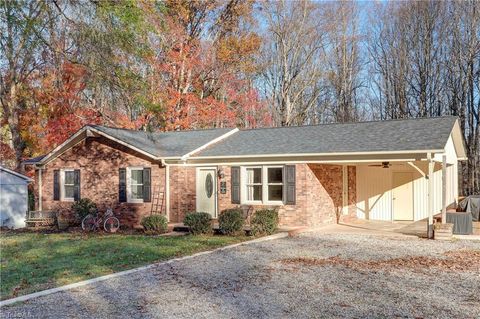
[126,200,144,204]
[264,201,284,206]
[242,201,284,206]
[61,198,74,202]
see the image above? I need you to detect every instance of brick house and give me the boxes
[25,116,466,228]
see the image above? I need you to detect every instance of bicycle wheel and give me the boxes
[104,216,120,233]
[82,215,96,231]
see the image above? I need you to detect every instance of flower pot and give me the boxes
[434,223,454,240]
[57,213,72,230]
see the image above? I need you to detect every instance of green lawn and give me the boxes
[0,232,249,300]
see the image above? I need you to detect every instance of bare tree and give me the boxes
[444,0,480,195]
[368,0,479,194]
[368,2,411,119]
[322,1,364,123]
[259,0,327,126]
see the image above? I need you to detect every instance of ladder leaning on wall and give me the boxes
[150,187,165,216]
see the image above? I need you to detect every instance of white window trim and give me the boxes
[265,165,284,205]
[241,165,285,206]
[242,166,263,205]
[60,169,75,202]
[127,167,144,204]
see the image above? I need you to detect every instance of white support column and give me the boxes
[165,164,170,222]
[442,155,447,223]
[38,167,43,211]
[427,153,434,239]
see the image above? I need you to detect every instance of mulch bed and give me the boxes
[280,249,480,272]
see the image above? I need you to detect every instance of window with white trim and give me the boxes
[61,169,75,201]
[127,167,144,203]
[245,167,262,202]
[267,167,283,201]
[242,166,284,205]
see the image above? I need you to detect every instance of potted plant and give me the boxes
[56,211,70,230]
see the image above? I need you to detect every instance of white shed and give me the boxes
[0,166,32,229]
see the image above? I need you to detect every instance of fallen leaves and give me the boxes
[279,249,480,272]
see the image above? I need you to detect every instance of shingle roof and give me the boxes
[194,116,458,157]
[90,125,233,158]
[22,155,46,164]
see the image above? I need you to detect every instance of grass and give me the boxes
[0,231,250,300]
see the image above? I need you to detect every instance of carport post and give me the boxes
[441,155,447,224]
[427,154,434,239]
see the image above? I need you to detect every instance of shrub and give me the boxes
[184,212,212,235]
[251,209,279,235]
[218,208,244,235]
[141,215,168,234]
[71,198,97,222]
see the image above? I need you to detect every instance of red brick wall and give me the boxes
[36,137,356,228]
[169,166,196,223]
[38,137,165,227]
[216,163,357,227]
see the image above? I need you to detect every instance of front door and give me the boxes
[196,168,217,218]
[392,172,414,221]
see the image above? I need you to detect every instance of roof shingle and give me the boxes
[193,116,458,157]
[90,126,233,158]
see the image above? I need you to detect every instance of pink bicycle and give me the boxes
[81,208,120,233]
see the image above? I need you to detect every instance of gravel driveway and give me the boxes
[2,228,480,319]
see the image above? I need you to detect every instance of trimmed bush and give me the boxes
[251,209,279,235]
[71,198,97,222]
[218,208,244,235]
[141,215,168,234]
[184,212,212,235]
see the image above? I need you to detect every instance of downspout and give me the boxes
[161,159,170,222]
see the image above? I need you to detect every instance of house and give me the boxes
[24,116,466,228]
[0,166,32,228]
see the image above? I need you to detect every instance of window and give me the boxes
[128,167,144,203]
[61,169,75,201]
[246,167,262,202]
[267,167,283,201]
[242,166,284,204]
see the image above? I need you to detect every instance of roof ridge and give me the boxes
[239,115,458,132]
[90,125,234,134]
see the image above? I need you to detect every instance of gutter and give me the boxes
[188,149,446,160]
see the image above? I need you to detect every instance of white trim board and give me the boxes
[181,128,239,160]
[189,149,445,160]
[165,158,423,166]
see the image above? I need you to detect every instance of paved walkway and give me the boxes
[339,219,480,239]
[338,219,429,237]
[2,227,479,319]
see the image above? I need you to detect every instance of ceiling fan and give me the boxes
[368,161,391,168]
